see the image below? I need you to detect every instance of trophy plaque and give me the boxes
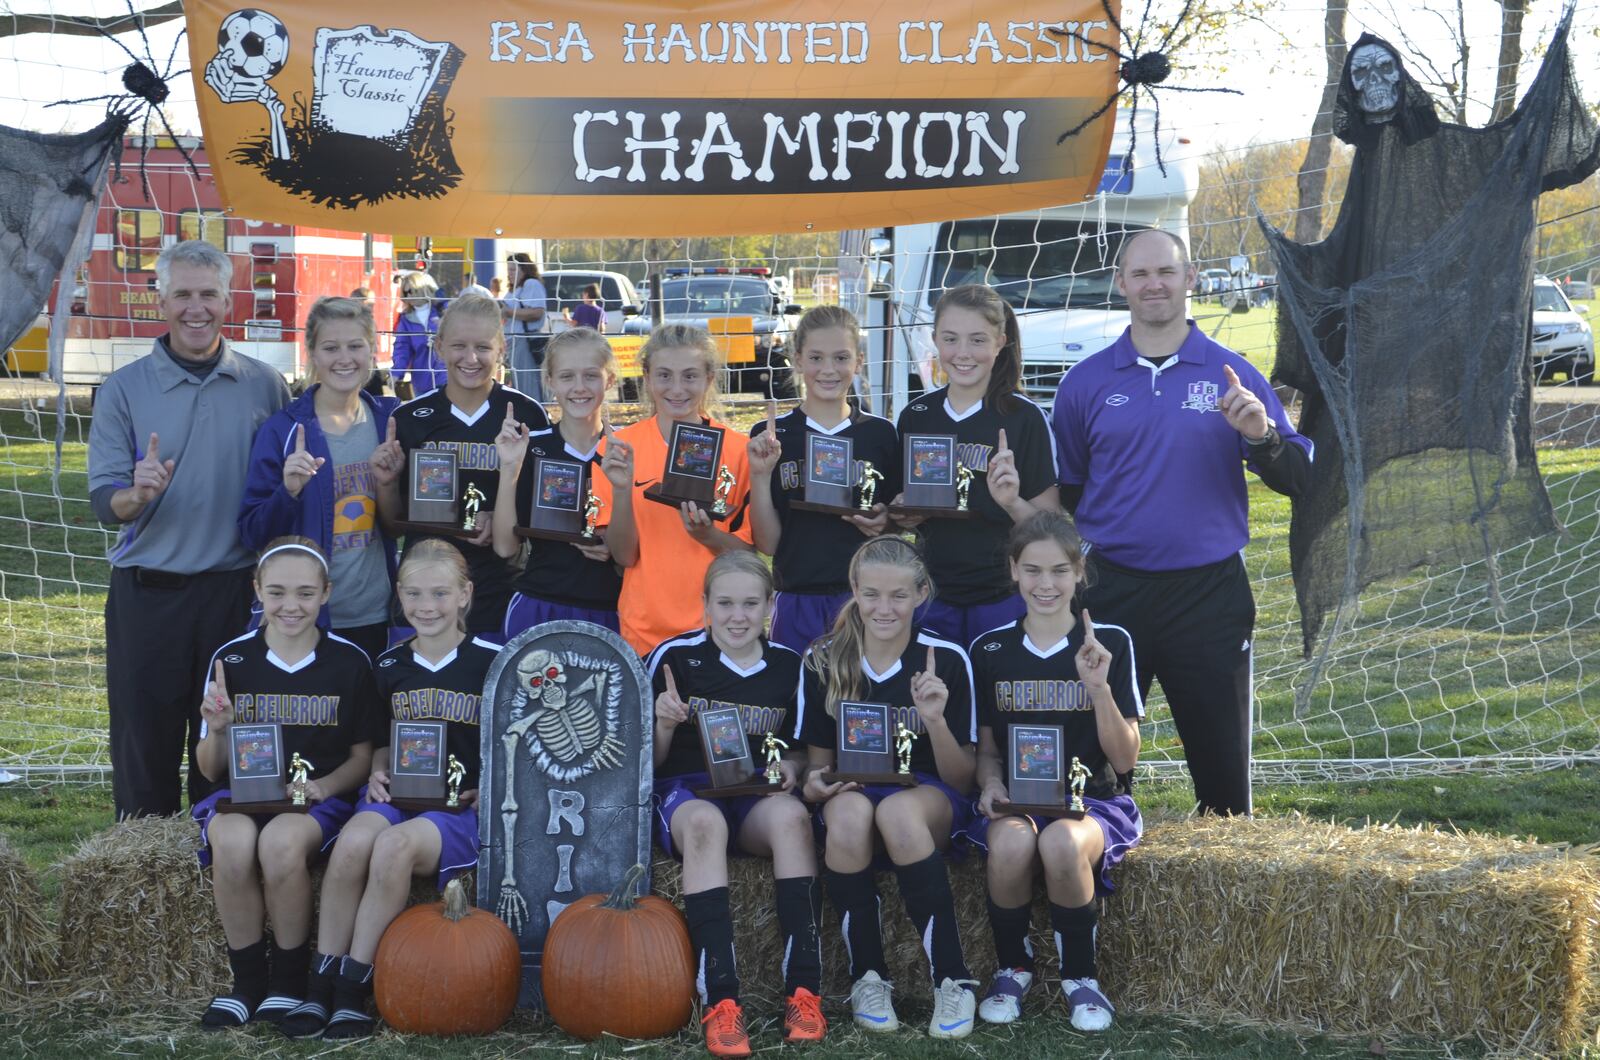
[690,706,776,798]
[395,448,482,539]
[643,422,734,521]
[997,724,1082,818]
[790,434,858,515]
[216,722,310,813]
[516,457,597,544]
[386,720,468,812]
[821,701,917,786]
[890,433,975,520]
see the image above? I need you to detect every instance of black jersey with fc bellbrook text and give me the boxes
[203,628,379,798]
[646,629,802,780]
[970,619,1142,800]
[895,388,1058,606]
[793,630,976,780]
[374,635,500,791]
[393,382,550,629]
[510,426,622,610]
[749,408,901,595]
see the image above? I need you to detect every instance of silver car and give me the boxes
[1532,276,1595,384]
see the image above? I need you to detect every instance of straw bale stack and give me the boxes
[648,852,1067,1014]
[0,834,55,998]
[1097,815,1600,1054]
[58,817,228,1001]
[57,816,474,1003]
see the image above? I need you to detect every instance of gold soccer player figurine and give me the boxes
[762,732,789,785]
[955,461,973,512]
[895,723,916,774]
[446,754,466,808]
[583,490,604,539]
[1069,756,1090,815]
[289,753,313,806]
[857,461,883,510]
[712,466,737,516]
[461,482,487,531]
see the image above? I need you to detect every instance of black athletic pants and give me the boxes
[1083,553,1255,815]
[106,566,255,819]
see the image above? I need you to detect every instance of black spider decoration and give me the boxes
[47,0,200,200]
[1050,0,1241,175]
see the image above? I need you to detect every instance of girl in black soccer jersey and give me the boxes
[281,540,498,1040]
[191,537,377,1030]
[747,305,900,653]
[646,552,823,1056]
[967,511,1142,1032]
[891,284,1060,648]
[491,327,622,637]
[371,294,550,635]
[793,536,979,1041]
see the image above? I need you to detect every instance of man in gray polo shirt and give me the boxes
[88,240,290,818]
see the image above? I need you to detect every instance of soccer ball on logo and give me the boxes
[217,9,289,81]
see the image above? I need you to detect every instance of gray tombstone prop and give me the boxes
[477,621,651,1008]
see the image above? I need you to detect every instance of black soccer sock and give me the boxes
[823,867,887,980]
[200,938,268,1028]
[1050,899,1099,981]
[774,875,823,995]
[322,956,376,1040]
[280,952,339,1038]
[894,852,970,985]
[986,896,1035,973]
[684,887,740,1005]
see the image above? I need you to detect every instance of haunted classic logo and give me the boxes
[206,8,463,206]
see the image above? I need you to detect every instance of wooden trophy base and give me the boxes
[692,776,785,799]
[820,771,919,787]
[790,499,868,516]
[996,800,1084,819]
[515,526,601,545]
[214,797,311,815]
[392,519,484,540]
[388,797,470,814]
[643,485,733,521]
[888,504,976,520]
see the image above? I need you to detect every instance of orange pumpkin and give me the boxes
[542,863,694,1040]
[374,878,521,1035]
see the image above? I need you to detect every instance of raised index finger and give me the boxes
[385,416,398,444]
[997,428,1008,452]
[1223,363,1242,390]
[146,432,160,461]
[213,659,227,693]
[663,665,679,696]
[1080,609,1096,643]
[925,644,936,674]
[766,399,777,436]
[293,423,306,453]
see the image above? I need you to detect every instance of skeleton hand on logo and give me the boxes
[1348,42,1401,123]
[206,10,292,160]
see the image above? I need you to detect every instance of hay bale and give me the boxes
[1097,815,1600,1054]
[649,853,1067,1015]
[0,834,54,996]
[57,817,475,1004]
[58,817,227,1001]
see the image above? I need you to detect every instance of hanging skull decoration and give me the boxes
[1348,42,1402,122]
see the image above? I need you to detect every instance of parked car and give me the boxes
[626,270,800,397]
[1562,278,1594,300]
[1196,268,1231,300]
[540,270,644,334]
[1532,275,1595,383]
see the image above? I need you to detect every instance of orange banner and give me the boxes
[187,3,1120,237]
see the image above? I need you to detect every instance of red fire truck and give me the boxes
[63,136,395,389]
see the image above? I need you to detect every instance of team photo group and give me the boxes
[87,229,1310,1054]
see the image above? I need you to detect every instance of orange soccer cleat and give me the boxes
[782,986,827,1043]
[701,998,752,1058]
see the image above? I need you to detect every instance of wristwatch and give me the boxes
[1245,425,1281,451]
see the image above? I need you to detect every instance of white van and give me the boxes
[840,108,1199,411]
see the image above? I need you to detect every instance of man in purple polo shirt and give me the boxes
[1051,230,1311,815]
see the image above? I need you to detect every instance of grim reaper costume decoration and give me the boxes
[1260,12,1599,661]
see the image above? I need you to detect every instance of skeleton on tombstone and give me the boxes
[495,648,625,930]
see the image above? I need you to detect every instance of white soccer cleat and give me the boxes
[977,967,1033,1024]
[849,970,899,1033]
[1063,977,1115,1032]
[928,977,978,1039]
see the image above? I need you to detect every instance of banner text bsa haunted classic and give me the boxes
[481,18,1117,196]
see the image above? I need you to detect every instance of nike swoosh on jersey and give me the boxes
[634,479,659,488]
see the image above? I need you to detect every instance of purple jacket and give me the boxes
[392,307,445,393]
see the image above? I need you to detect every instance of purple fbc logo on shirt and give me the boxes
[1181,381,1220,414]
